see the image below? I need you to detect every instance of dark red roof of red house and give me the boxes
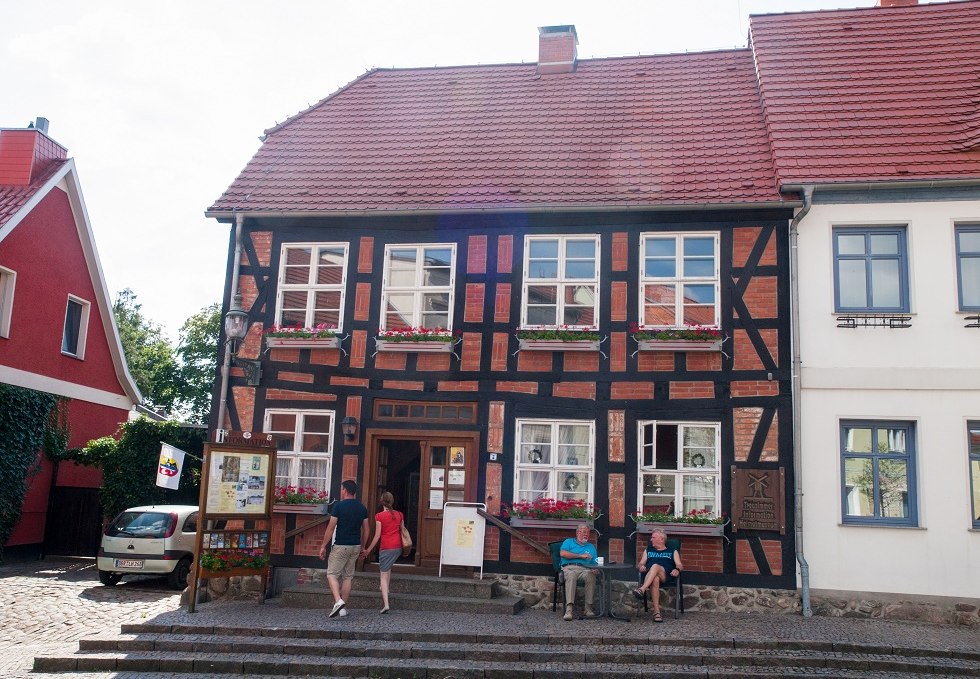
[749,0,980,187]
[209,49,783,214]
[0,128,69,228]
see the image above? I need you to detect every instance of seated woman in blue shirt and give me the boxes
[632,528,683,622]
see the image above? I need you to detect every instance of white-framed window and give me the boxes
[639,232,720,328]
[276,243,349,329]
[0,266,15,338]
[521,235,599,328]
[264,409,335,492]
[514,419,594,504]
[62,295,91,358]
[381,244,455,330]
[638,421,721,516]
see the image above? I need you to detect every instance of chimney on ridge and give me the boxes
[876,0,918,7]
[537,25,577,75]
[0,117,66,187]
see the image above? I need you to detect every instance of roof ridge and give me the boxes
[750,0,980,21]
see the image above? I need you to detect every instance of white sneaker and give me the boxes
[329,599,346,618]
[338,608,348,617]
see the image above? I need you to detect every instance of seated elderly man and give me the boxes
[632,528,683,622]
[559,523,598,620]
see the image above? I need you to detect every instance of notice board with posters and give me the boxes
[188,433,277,612]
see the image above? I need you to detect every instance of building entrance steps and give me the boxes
[34,621,980,679]
[281,571,525,615]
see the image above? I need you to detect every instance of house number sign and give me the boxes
[730,466,785,534]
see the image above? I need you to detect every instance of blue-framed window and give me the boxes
[840,420,917,526]
[955,225,980,311]
[969,422,980,529]
[833,227,909,312]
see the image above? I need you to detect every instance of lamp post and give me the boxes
[224,293,262,386]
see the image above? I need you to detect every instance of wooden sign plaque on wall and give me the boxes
[730,466,786,534]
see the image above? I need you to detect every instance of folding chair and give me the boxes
[639,538,684,619]
[548,541,566,612]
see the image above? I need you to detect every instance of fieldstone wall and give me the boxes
[180,572,265,606]
[810,589,980,627]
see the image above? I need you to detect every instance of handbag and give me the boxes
[399,513,413,556]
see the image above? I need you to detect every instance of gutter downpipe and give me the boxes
[790,186,814,617]
[215,213,244,434]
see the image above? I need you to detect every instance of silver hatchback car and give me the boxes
[97,505,198,589]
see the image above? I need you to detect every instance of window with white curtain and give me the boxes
[514,419,594,503]
[276,243,349,329]
[638,421,721,516]
[840,420,917,526]
[521,235,599,328]
[264,409,335,492]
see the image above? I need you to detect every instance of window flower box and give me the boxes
[376,327,455,352]
[265,336,340,350]
[509,517,593,530]
[516,328,601,352]
[376,339,454,353]
[518,339,600,352]
[273,503,330,515]
[636,339,722,352]
[631,323,722,352]
[635,521,725,537]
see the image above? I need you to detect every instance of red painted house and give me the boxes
[0,119,141,559]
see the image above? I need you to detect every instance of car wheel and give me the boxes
[168,557,191,590]
[98,570,122,586]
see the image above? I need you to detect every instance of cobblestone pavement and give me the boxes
[3,559,979,679]
[0,558,181,679]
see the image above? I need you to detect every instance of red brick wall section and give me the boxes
[468,235,487,274]
[232,386,255,431]
[553,382,595,400]
[496,381,538,395]
[438,381,479,392]
[511,527,584,564]
[250,232,272,267]
[610,332,627,372]
[331,376,369,388]
[355,283,371,321]
[638,352,675,371]
[608,410,625,463]
[269,348,300,363]
[270,515,285,555]
[342,454,359,482]
[497,235,513,274]
[494,284,511,323]
[383,380,424,391]
[358,237,373,273]
[239,276,258,313]
[732,226,775,268]
[266,389,337,402]
[485,462,502,515]
[309,348,340,366]
[464,283,485,323]
[612,232,628,272]
[669,381,714,399]
[736,539,760,574]
[239,322,263,360]
[740,276,777,319]
[608,474,625,527]
[293,516,325,557]
[761,540,783,576]
[517,350,553,372]
[461,332,482,371]
[637,536,723,573]
[351,330,367,368]
[491,333,508,372]
[564,351,599,372]
[484,526,500,561]
[686,352,722,371]
[608,538,624,564]
[611,282,627,321]
[731,380,779,397]
[734,407,779,461]
[488,402,505,452]
[733,329,777,370]
[417,353,451,371]
[375,351,407,370]
[278,371,314,384]
[346,396,361,447]
[610,382,655,400]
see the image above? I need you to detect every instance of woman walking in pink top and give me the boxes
[361,491,404,613]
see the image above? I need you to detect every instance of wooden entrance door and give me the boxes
[363,429,478,568]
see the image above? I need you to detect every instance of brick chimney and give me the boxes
[537,25,578,75]
[0,118,67,186]
[877,0,918,7]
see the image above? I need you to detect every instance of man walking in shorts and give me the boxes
[319,479,369,618]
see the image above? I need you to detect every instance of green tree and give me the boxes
[176,303,220,424]
[113,289,183,415]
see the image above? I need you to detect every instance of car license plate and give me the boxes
[114,559,143,569]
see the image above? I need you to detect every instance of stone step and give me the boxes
[282,585,525,615]
[357,571,502,598]
[33,649,979,679]
[71,632,980,674]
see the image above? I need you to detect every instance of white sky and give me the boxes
[1,0,903,340]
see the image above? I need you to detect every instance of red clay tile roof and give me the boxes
[209,50,783,214]
[0,160,68,228]
[749,0,980,187]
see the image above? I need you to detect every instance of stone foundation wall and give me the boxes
[810,589,980,627]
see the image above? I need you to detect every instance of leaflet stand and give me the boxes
[438,502,487,579]
[187,432,276,613]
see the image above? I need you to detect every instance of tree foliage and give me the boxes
[176,303,220,424]
[113,289,182,415]
[72,418,206,519]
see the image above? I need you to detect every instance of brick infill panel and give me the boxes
[417,352,451,371]
[610,282,627,321]
[736,539,760,575]
[564,350,599,372]
[638,351,675,371]
[331,376,370,388]
[610,381,655,400]
[383,380,424,391]
[438,381,479,392]
[669,381,714,399]
[269,348,300,363]
[494,284,511,323]
[357,237,373,273]
[250,231,272,267]
[277,371,314,384]
[686,352,722,371]
[612,232,628,271]
[553,382,595,400]
[497,235,513,274]
[266,389,337,402]
[374,351,407,370]
[461,332,482,372]
[464,283,485,323]
[517,351,553,371]
[309,349,340,366]
[484,526,500,561]
[761,539,783,576]
[467,235,487,274]
[354,283,371,321]
[496,381,538,395]
[510,527,581,564]
[732,380,779,397]
[636,535,723,573]
[491,333,509,371]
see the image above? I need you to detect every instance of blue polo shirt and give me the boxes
[559,537,597,567]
